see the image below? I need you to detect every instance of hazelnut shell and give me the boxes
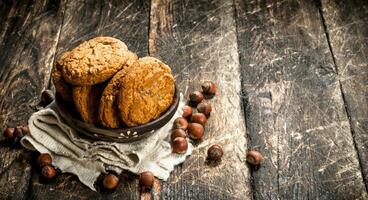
[172,137,188,154]
[197,102,212,116]
[14,127,23,138]
[37,153,52,168]
[187,123,204,140]
[139,171,155,189]
[246,150,263,166]
[202,81,217,95]
[189,91,204,103]
[41,165,56,180]
[3,127,15,141]
[103,174,119,190]
[173,117,188,130]
[207,144,223,161]
[190,113,207,126]
[182,105,193,118]
[20,125,29,135]
[171,129,187,141]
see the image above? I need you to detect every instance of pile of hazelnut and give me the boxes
[169,81,224,162]
[37,153,57,180]
[3,125,29,144]
[170,81,264,167]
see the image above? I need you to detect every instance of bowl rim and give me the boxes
[55,85,180,143]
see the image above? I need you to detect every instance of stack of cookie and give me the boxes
[52,37,175,128]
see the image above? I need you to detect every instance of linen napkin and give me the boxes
[21,94,192,191]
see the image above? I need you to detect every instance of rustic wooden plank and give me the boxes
[0,0,65,199]
[320,0,368,188]
[0,145,32,200]
[55,0,149,58]
[0,0,64,128]
[29,0,150,199]
[235,0,367,199]
[0,1,13,42]
[149,0,250,199]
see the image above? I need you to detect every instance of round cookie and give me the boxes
[51,62,73,103]
[58,37,131,86]
[118,57,175,127]
[73,82,106,124]
[99,52,138,128]
[138,56,172,73]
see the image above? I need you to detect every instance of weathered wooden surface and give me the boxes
[0,0,367,199]
[55,0,149,58]
[149,0,250,199]
[0,0,65,199]
[0,145,32,200]
[321,0,368,188]
[235,0,367,199]
[0,0,64,133]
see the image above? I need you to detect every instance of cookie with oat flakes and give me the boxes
[58,37,132,86]
[118,57,175,127]
[99,51,138,128]
[73,82,106,124]
[51,62,73,103]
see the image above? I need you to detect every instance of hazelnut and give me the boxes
[103,174,119,190]
[172,137,188,154]
[3,127,15,141]
[41,165,56,180]
[189,91,204,103]
[37,153,52,168]
[246,150,263,166]
[20,125,29,135]
[173,117,188,130]
[187,123,204,140]
[202,81,217,95]
[14,127,23,138]
[182,105,193,118]
[190,113,207,126]
[41,89,54,106]
[139,171,154,190]
[207,144,223,161]
[197,102,212,116]
[171,129,187,141]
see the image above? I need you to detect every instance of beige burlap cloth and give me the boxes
[21,94,192,191]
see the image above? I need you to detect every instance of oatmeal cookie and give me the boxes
[99,52,138,128]
[58,37,132,86]
[73,82,106,124]
[51,62,73,103]
[118,57,175,127]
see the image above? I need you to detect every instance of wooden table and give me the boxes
[0,0,367,199]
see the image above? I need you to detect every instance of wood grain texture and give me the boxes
[0,0,367,199]
[320,0,368,188]
[28,1,149,199]
[0,145,32,200]
[0,0,64,132]
[150,0,250,199]
[0,0,65,199]
[55,0,149,58]
[235,0,367,199]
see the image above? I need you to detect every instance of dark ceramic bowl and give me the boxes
[55,86,180,143]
